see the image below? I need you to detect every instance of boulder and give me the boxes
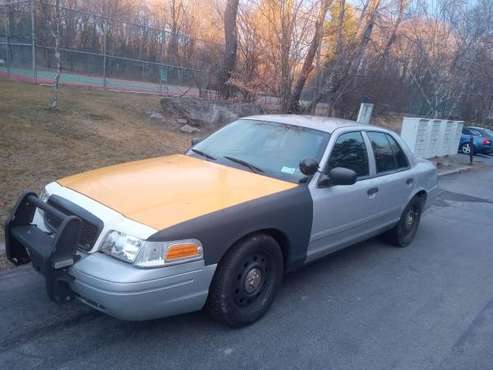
[160,96,265,127]
[180,124,200,134]
[150,111,164,120]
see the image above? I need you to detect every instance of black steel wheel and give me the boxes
[383,195,424,248]
[206,234,283,327]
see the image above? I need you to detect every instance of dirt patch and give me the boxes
[0,78,214,246]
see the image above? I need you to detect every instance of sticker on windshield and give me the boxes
[281,166,296,175]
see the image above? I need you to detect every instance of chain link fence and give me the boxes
[0,0,219,97]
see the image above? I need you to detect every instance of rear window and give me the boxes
[367,132,396,173]
[387,135,409,169]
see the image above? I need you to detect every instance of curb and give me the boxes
[438,166,473,177]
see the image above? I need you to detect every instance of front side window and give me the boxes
[327,132,369,177]
[190,119,330,182]
[367,132,396,173]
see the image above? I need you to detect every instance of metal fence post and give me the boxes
[5,2,10,77]
[159,30,164,96]
[31,0,37,83]
[469,136,474,165]
[103,19,107,89]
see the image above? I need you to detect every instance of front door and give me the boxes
[307,131,381,262]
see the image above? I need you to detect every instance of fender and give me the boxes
[148,185,313,270]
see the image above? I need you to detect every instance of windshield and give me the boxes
[189,119,330,182]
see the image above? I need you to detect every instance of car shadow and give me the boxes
[1,226,440,367]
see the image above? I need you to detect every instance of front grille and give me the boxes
[44,196,103,251]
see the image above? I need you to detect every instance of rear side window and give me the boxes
[464,128,481,136]
[327,132,369,177]
[387,135,409,169]
[367,132,396,173]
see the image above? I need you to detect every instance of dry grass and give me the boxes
[0,78,202,251]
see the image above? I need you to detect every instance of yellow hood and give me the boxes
[58,154,296,230]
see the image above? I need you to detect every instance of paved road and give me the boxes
[1,166,493,369]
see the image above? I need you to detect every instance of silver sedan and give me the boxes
[6,115,439,327]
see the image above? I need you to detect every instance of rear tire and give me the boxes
[383,196,424,248]
[206,234,283,327]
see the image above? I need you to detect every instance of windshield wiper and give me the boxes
[191,148,216,161]
[224,156,264,174]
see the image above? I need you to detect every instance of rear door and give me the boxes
[307,130,381,262]
[365,131,414,226]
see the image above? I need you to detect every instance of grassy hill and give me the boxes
[0,78,197,254]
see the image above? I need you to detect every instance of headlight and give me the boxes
[100,231,143,263]
[100,230,203,267]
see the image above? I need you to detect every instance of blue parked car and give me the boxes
[459,127,493,155]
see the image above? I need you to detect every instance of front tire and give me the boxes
[206,234,283,327]
[383,196,424,248]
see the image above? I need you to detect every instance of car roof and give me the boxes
[244,114,364,133]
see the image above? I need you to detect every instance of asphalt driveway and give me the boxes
[1,162,493,370]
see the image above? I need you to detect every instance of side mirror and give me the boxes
[319,167,357,187]
[191,137,203,146]
[299,158,319,176]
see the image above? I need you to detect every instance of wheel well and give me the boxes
[415,190,427,205]
[226,229,290,268]
[261,229,289,265]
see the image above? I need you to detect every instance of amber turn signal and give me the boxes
[165,243,202,261]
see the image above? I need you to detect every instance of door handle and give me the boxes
[406,178,414,186]
[367,187,379,197]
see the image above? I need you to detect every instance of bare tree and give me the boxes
[49,0,61,110]
[9,0,492,123]
[166,0,185,63]
[218,0,240,98]
[381,0,408,66]
[308,0,382,115]
[228,6,264,101]
[287,0,332,113]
